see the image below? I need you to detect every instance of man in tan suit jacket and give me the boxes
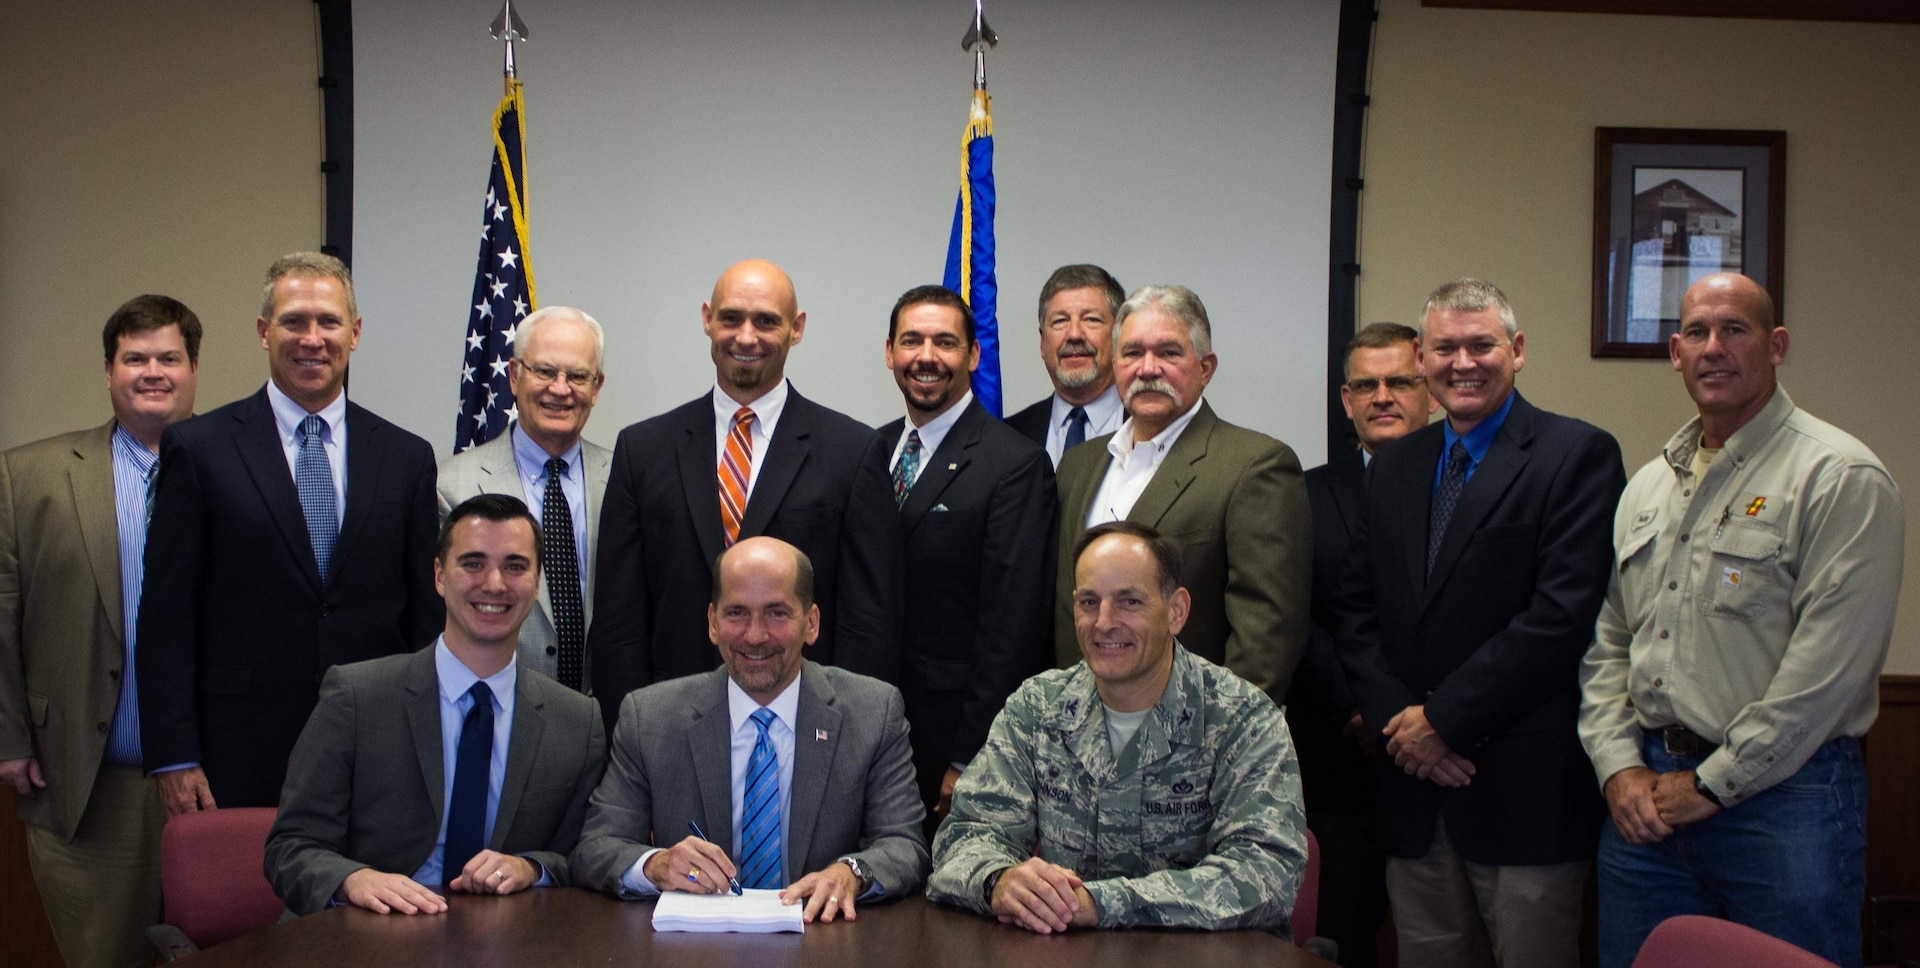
[0,296,201,968]
[1053,285,1310,704]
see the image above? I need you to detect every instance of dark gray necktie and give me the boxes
[543,457,585,691]
[1064,406,1089,451]
[1427,440,1470,578]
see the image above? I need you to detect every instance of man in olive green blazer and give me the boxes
[1052,285,1309,704]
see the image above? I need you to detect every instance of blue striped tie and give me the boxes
[737,708,783,889]
[296,414,339,581]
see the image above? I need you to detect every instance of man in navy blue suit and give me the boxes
[139,252,442,812]
[1336,279,1624,968]
[1289,321,1433,968]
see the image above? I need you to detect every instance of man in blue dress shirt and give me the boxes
[1,295,201,967]
[265,494,606,916]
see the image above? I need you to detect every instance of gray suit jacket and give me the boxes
[1053,400,1311,704]
[0,422,135,838]
[570,661,928,898]
[436,432,612,685]
[264,648,607,915]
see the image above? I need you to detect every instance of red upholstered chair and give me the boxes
[1632,915,1841,968]
[1289,828,1341,960]
[146,806,284,962]
[1290,827,1321,941]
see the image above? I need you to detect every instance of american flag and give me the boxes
[454,80,537,452]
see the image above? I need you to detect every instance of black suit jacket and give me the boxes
[589,386,903,729]
[1286,450,1372,817]
[879,400,1056,791]
[138,388,443,808]
[1002,396,1052,450]
[1334,392,1624,864]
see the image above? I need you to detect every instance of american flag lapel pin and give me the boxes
[815,728,829,742]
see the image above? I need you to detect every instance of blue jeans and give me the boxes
[1597,734,1866,968]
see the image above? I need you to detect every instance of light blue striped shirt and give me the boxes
[104,424,158,766]
[509,426,588,581]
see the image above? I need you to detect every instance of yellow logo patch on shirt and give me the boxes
[1722,566,1742,588]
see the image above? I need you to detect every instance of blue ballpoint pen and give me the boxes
[687,821,744,895]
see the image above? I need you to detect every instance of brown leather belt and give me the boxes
[1657,725,1718,758]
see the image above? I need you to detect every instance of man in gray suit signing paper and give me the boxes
[571,536,928,923]
[438,306,612,693]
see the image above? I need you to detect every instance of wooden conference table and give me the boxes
[178,890,1336,967]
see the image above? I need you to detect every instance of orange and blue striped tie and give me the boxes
[719,407,754,546]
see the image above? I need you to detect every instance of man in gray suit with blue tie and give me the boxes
[265,494,606,916]
[570,536,928,924]
[437,306,612,693]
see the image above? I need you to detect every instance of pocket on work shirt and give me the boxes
[1707,518,1785,618]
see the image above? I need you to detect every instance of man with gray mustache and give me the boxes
[1051,285,1311,706]
[1003,265,1127,467]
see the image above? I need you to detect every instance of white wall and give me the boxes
[349,0,1337,457]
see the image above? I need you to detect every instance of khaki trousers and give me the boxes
[24,763,166,968]
[1386,817,1587,968]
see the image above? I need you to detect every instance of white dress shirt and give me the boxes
[266,379,348,525]
[889,391,973,489]
[711,379,791,504]
[621,675,801,895]
[1084,397,1206,526]
[1044,384,1124,467]
[509,425,589,581]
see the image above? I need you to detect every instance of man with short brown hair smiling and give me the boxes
[878,284,1055,825]
[266,494,606,917]
[2,294,201,968]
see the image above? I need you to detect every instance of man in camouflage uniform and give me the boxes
[927,521,1306,934]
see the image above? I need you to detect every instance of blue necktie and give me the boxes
[444,681,494,884]
[1064,405,1089,451]
[737,708,783,889]
[1428,440,1470,579]
[296,414,339,581]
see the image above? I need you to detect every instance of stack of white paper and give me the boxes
[652,889,806,934]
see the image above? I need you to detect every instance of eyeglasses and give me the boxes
[518,361,598,390]
[1345,375,1425,395]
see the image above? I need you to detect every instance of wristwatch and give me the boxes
[838,856,874,894]
[1693,773,1725,807]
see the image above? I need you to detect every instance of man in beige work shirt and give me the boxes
[1578,272,1903,968]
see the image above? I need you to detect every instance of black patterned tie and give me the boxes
[543,457,585,691]
[1427,440,1470,579]
[892,431,922,509]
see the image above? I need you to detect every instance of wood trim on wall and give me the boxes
[1867,674,1920,898]
[1422,1,1920,24]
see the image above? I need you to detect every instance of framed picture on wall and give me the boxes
[1590,127,1786,359]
